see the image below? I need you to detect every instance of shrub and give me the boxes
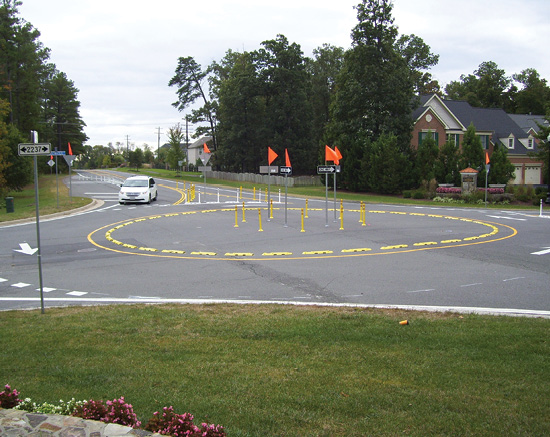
[0,384,21,409]
[436,187,462,194]
[73,399,108,422]
[73,397,140,428]
[16,398,84,415]
[412,190,426,199]
[402,190,412,198]
[145,406,226,437]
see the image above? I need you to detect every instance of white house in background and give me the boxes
[187,136,213,168]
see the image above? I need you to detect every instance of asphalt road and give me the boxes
[1,169,549,316]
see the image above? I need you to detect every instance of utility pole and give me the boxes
[185,115,190,171]
[126,135,130,158]
[156,127,162,166]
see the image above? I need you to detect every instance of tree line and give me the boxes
[2,0,549,198]
[169,0,550,190]
[0,0,87,195]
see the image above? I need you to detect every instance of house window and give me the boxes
[419,131,439,145]
[507,137,515,149]
[447,133,460,147]
[527,137,534,149]
[479,135,490,150]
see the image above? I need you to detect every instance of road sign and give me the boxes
[200,154,211,165]
[63,155,76,166]
[280,166,292,175]
[51,150,66,156]
[18,143,51,156]
[198,166,212,172]
[317,165,337,174]
[259,165,279,174]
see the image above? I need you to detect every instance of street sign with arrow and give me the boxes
[18,143,51,156]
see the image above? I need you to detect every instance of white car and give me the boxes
[118,176,157,204]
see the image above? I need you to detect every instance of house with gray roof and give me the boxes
[412,94,544,185]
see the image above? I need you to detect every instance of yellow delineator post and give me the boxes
[301,208,305,232]
[242,201,246,222]
[362,202,367,226]
[305,199,309,218]
[270,199,273,219]
[359,201,363,222]
[339,203,344,230]
[258,208,263,232]
[339,199,343,219]
[253,187,256,201]
[234,206,239,228]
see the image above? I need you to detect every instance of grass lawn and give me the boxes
[0,173,91,222]
[0,304,548,436]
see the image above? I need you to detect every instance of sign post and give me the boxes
[63,154,76,201]
[317,165,337,227]
[260,166,278,221]
[280,166,292,227]
[18,135,50,314]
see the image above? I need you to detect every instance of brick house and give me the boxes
[412,94,545,185]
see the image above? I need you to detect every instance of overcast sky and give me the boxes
[17,0,550,150]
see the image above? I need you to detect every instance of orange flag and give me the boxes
[68,142,73,155]
[268,147,278,165]
[325,145,338,162]
[285,149,291,167]
[485,151,490,165]
[334,146,342,165]
[203,143,211,154]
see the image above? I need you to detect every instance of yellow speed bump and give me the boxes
[225,252,254,257]
[303,250,333,255]
[191,251,217,256]
[381,244,408,250]
[263,252,293,256]
[341,248,372,253]
[413,241,438,246]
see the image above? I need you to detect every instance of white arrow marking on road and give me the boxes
[13,242,38,255]
[486,215,526,221]
[531,247,550,256]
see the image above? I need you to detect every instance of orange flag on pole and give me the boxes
[325,145,338,162]
[285,149,291,167]
[203,143,211,154]
[485,151,490,165]
[268,147,278,165]
[334,146,342,165]
[68,142,73,155]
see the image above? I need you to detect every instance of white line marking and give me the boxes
[503,277,525,282]
[460,283,483,288]
[11,282,31,288]
[66,291,88,296]
[0,298,548,318]
[39,287,57,292]
[0,278,7,283]
[407,289,435,293]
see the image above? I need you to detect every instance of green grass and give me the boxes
[1,304,548,436]
[0,173,91,222]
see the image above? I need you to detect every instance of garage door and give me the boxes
[512,166,522,184]
[525,166,541,185]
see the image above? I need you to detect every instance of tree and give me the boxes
[0,0,50,133]
[215,50,267,173]
[41,70,87,155]
[512,69,550,115]
[533,118,550,185]
[415,131,439,184]
[459,123,485,174]
[488,143,515,184]
[395,34,439,94]
[366,133,411,194]
[165,124,185,171]
[128,147,143,171]
[327,0,435,192]
[255,34,316,174]
[435,138,460,185]
[306,44,344,148]
[444,61,512,109]
[169,57,217,149]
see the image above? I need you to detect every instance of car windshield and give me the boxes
[123,179,148,187]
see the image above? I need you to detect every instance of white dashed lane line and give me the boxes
[1,277,88,297]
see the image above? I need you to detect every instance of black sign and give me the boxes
[280,166,292,175]
[317,165,338,174]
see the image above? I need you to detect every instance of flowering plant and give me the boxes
[477,188,505,194]
[73,397,141,428]
[145,406,225,437]
[435,187,462,194]
[0,384,21,408]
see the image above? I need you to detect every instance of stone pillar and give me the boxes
[460,168,479,194]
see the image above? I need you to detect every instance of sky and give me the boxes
[17,0,550,150]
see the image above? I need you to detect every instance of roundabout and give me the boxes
[87,205,517,261]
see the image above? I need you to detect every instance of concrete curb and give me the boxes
[0,198,105,228]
